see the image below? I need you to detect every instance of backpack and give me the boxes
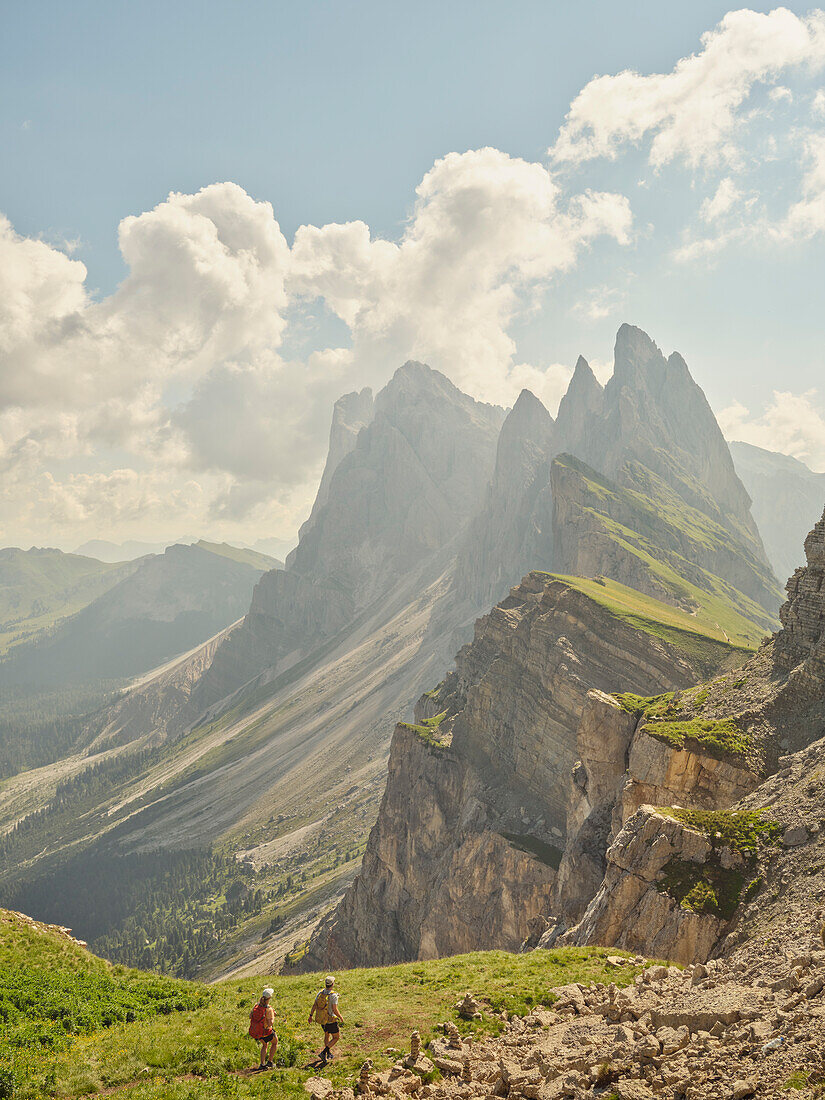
[249,1002,269,1039]
[313,990,333,1025]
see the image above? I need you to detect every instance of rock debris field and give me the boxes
[306,946,825,1099]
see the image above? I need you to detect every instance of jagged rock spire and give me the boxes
[555,356,604,453]
[775,506,825,668]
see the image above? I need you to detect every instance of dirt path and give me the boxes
[83,1065,291,1097]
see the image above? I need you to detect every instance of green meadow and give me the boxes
[1,909,646,1099]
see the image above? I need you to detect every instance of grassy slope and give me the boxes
[0,550,135,657]
[552,574,758,665]
[554,455,781,644]
[195,542,282,573]
[1,909,649,1099]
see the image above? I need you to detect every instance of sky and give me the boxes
[2,1,825,550]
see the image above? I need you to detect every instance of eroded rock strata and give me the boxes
[299,574,746,970]
[560,508,825,963]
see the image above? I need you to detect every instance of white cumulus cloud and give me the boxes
[291,147,632,406]
[720,390,825,471]
[0,153,633,546]
[550,7,825,170]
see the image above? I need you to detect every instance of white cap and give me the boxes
[325,975,335,987]
[262,987,274,999]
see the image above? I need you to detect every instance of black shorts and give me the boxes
[256,1032,275,1043]
[322,1023,339,1034]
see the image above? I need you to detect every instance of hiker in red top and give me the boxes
[249,987,278,1071]
[308,974,344,1064]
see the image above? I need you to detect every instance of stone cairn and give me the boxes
[445,1021,462,1049]
[454,991,484,1020]
[356,1060,372,1095]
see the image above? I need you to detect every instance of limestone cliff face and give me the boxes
[619,726,758,825]
[298,574,729,970]
[305,722,555,968]
[567,806,727,965]
[195,363,504,707]
[297,387,374,544]
[554,690,760,930]
[455,390,556,609]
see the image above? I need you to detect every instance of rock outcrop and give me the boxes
[775,506,825,670]
[557,508,825,965]
[567,807,730,965]
[298,574,747,970]
[553,683,761,933]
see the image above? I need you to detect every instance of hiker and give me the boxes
[249,986,278,1070]
[308,974,344,1064]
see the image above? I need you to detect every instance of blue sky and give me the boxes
[1,2,824,546]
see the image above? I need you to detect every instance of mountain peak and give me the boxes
[570,355,603,395]
[377,361,506,432]
[390,359,445,388]
[381,360,466,408]
[495,389,554,468]
[511,387,553,423]
[612,323,663,384]
[555,355,604,453]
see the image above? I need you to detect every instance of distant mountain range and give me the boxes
[2,324,823,982]
[0,547,138,657]
[0,541,280,780]
[73,535,296,563]
[0,541,281,687]
[729,440,825,585]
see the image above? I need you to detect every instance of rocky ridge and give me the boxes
[457,327,781,622]
[551,506,825,965]
[310,709,825,1099]
[297,573,751,971]
[302,487,825,976]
